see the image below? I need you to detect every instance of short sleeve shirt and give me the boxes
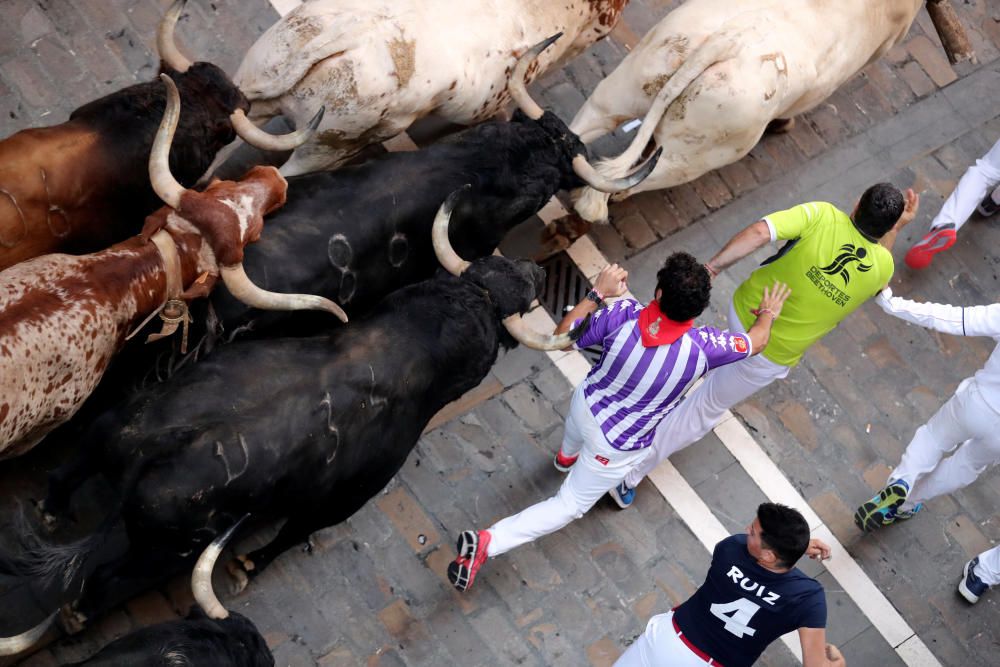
[732,202,894,366]
[673,535,827,667]
[574,299,751,450]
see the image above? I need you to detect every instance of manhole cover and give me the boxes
[538,252,603,366]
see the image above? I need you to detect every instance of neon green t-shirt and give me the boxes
[732,201,894,367]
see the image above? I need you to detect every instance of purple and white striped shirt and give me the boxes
[575,299,752,451]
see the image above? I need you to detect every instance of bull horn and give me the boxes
[220,264,349,322]
[150,74,186,210]
[571,147,663,193]
[192,515,249,620]
[503,312,591,351]
[432,188,472,276]
[507,34,660,194]
[231,107,325,152]
[0,612,57,656]
[157,0,192,73]
[507,33,563,121]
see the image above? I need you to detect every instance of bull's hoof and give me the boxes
[59,605,87,635]
[226,555,255,595]
[765,117,796,134]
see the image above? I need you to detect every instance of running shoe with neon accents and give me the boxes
[904,224,957,270]
[854,479,910,532]
[447,529,491,592]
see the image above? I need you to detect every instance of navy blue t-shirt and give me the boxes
[673,535,826,667]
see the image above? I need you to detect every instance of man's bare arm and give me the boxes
[706,220,771,276]
[799,628,845,667]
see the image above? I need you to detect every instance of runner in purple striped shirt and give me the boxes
[447,252,791,592]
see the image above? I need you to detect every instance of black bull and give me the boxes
[188,108,588,342]
[2,253,584,638]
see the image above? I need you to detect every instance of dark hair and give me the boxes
[854,183,904,238]
[655,252,711,321]
[757,503,810,568]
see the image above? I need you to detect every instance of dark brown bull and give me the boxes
[0,0,320,271]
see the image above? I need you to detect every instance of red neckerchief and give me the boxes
[639,300,693,347]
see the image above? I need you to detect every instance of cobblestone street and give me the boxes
[1,1,998,665]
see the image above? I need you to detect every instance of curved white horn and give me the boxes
[231,107,325,152]
[150,74,186,210]
[0,612,56,656]
[432,188,472,276]
[507,33,562,121]
[192,515,249,620]
[157,0,192,73]
[502,312,591,351]
[220,264,349,323]
[571,147,663,194]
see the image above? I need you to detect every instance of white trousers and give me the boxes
[974,545,1000,587]
[624,303,789,489]
[614,612,716,667]
[930,138,1000,231]
[487,383,650,556]
[891,377,1000,509]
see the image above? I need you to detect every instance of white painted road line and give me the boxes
[554,232,941,666]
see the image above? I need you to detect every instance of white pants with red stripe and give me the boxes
[892,377,1000,510]
[930,137,1000,231]
[624,303,789,490]
[486,382,650,557]
[614,612,718,667]
[974,545,1000,587]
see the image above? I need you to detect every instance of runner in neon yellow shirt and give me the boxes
[614,183,919,507]
[732,201,895,367]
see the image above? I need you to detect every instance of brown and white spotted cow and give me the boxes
[0,76,346,460]
[205,0,629,177]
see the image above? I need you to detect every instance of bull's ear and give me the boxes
[568,313,592,342]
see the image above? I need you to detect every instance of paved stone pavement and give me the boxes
[1,1,999,666]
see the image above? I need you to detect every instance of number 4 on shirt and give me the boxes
[710,598,761,638]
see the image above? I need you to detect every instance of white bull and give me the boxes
[570,0,924,222]
[208,0,629,177]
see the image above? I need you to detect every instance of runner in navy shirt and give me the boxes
[616,503,845,666]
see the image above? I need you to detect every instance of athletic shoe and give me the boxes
[904,224,957,270]
[977,189,1000,217]
[958,556,990,604]
[553,450,578,472]
[609,481,635,509]
[893,503,923,521]
[447,529,491,592]
[854,479,910,532]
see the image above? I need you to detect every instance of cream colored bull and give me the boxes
[206,0,629,177]
[570,0,924,222]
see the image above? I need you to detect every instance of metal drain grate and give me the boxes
[538,252,603,366]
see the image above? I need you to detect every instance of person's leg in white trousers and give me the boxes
[487,383,649,557]
[613,612,710,667]
[890,378,1000,509]
[624,303,789,490]
[929,138,1000,232]
[973,545,1000,587]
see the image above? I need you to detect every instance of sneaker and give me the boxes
[904,224,957,270]
[893,503,923,521]
[977,189,1000,217]
[447,529,491,592]
[958,556,990,604]
[854,479,910,532]
[609,481,635,509]
[553,450,578,472]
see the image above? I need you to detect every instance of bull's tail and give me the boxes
[1,460,147,602]
[573,25,750,221]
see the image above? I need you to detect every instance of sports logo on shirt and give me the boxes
[818,244,872,286]
[731,336,748,354]
[595,455,610,466]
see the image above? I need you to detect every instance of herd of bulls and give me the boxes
[0,0,963,664]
